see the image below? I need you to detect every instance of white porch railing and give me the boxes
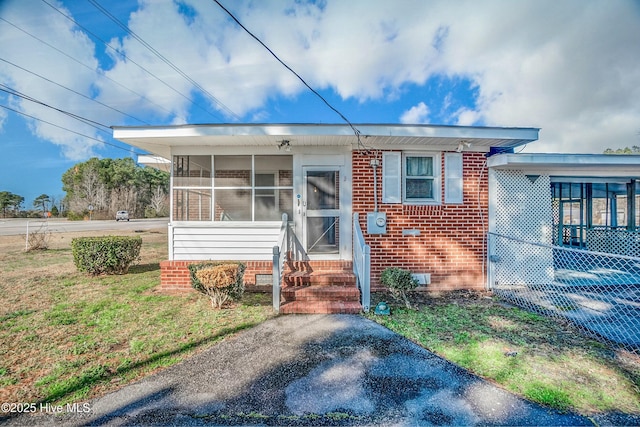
[353,213,371,312]
[272,213,307,313]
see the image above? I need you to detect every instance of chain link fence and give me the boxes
[489,232,640,355]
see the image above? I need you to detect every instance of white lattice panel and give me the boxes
[587,229,640,257]
[490,170,554,286]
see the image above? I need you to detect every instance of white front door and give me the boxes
[303,167,341,256]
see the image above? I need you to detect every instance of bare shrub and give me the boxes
[191,263,245,309]
[26,222,51,251]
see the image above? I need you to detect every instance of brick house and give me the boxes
[113,123,539,313]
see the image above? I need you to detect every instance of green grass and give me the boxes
[0,229,275,406]
[2,229,638,417]
[368,292,640,415]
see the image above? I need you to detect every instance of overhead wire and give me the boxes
[0,57,148,125]
[87,0,242,122]
[0,84,111,134]
[0,16,176,120]
[40,0,235,124]
[211,0,366,149]
[0,103,145,155]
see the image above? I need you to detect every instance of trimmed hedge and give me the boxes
[71,236,142,275]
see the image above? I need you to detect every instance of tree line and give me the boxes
[1,157,169,219]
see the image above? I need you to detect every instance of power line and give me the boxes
[87,0,242,122]
[0,16,176,120]
[0,57,148,125]
[0,103,145,155]
[39,0,232,125]
[0,84,111,134]
[211,0,363,146]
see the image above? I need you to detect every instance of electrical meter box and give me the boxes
[367,212,387,234]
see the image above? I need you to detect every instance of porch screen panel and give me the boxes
[173,155,211,187]
[255,189,293,221]
[254,156,293,221]
[173,189,211,221]
[214,189,251,221]
[214,155,251,187]
[209,154,293,222]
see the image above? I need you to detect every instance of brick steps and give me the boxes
[279,300,362,314]
[284,270,356,287]
[282,284,360,302]
[279,261,361,314]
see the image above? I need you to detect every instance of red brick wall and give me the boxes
[159,260,274,293]
[353,150,488,291]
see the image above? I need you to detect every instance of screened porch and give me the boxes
[552,179,640,257]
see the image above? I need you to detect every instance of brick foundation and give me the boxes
[159,260,274,293]
[353,150,488,291]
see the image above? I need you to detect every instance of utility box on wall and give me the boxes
[367,212,387,234]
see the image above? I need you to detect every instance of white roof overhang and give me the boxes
[488,153,640,178]
[137,155,171,172]
[112,123,539,160]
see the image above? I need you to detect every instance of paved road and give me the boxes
[5,314,634,426]
[0,218,168,236]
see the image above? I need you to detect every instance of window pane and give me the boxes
[173,189,211,221]
[255,173,275,187]
[173,155,211,187]
[214,189,251,221]
[307,171,339,210]
[406,178,434,199]
[591,183,608,226]
[406,157,433,177]
[214,155,251,187]
[255,155,292,186]
[255,189,293,221]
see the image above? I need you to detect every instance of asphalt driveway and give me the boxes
[3,314,633,426]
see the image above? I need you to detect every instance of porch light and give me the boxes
[277,139,291,151]
[456,140,471,152]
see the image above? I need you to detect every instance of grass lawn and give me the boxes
[0,229,275,406]
[367,291,640,415]
[1,228,638,417]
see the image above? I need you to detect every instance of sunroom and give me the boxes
[488,153,640,257]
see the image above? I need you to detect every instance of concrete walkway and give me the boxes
[4,315,634,426]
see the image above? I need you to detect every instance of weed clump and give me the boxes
[26,222,51,251]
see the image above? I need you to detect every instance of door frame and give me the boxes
[294,153,352,260]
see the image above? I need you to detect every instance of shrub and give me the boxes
[380,267,419,309]
[188,262,245,309]
[66,211,85,221]
[144,206,158,218]
[71,236,142,275]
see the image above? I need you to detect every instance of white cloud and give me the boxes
[0,107,7,130]
[2,0,639,158]
[0,0,112,160]
[400,102,430,124]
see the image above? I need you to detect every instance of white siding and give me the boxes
[171,223,281,261]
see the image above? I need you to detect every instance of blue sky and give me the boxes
[1,0,639,207]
